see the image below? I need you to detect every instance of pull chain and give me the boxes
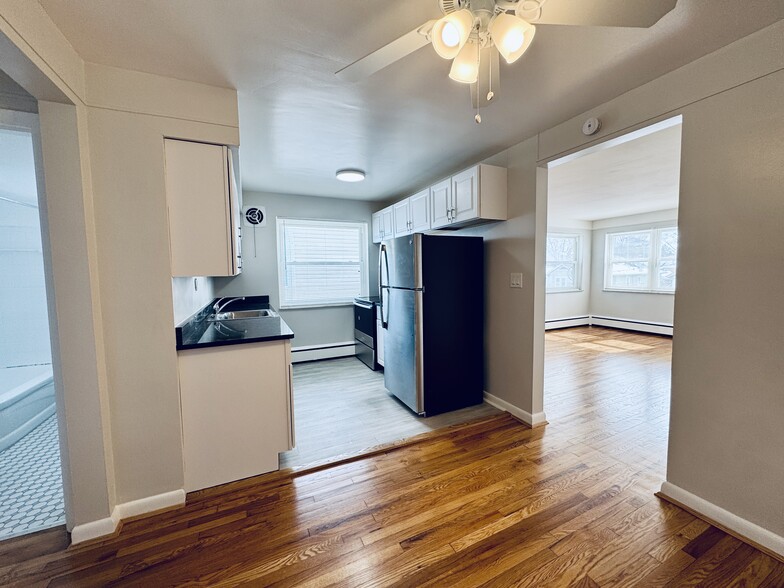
[474,40,482,124]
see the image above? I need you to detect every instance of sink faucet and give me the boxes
[213,296,246,314]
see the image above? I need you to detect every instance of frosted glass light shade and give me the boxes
[449,42,479,84]
[432,9,474,60]
[489,13,536,64]
[336,169,365,182]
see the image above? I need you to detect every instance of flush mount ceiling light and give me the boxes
[336,169,366,182]
[336,0,677,121]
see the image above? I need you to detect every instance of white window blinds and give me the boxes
[277,218,368,308]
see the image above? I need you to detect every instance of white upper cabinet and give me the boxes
[430,178,452,229]
[409,189,430,233]
[372,211,383,243]
[372,205,396,243]
[373,163,506,241]
[393,199,410,237]
[165,139,242,277]
[452,167,479,224]
[431,164,507,230]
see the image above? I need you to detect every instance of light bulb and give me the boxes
[432,9,474,60]
[503,28,525,53]
[449,42,479,84]
[489,13,536,64]
[441,22,460,48]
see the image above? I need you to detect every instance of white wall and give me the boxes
[171,277,214,326]
[215,191,378,349]
[0,197,51,370]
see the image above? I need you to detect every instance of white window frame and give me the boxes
[276,217,369,309]
[546,233,582,293]
[604,226,678,294]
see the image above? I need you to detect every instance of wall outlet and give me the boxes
[510,273,523,288]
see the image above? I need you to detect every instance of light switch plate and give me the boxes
[510,273,523,288]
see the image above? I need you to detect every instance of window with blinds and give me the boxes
[276,218,369,308]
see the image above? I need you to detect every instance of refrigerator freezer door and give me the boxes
[383,288,423,414]
[384,234,418,290]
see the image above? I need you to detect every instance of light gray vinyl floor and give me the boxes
[279,357,501,469]
[0,414,65,541]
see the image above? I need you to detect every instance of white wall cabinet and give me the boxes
[430,179,452,229]
[372,205,395,243]
[165,139,242,277]
[431,164,507,230]
[391,189,431,238]
[393,199,410,237]
[178,340,294,492]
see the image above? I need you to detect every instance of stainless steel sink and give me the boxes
[208,309,277,321]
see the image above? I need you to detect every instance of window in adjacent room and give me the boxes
[546,233,582,292]
[605,227,678,293]
[277,218,368,308]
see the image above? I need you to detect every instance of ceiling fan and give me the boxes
[336,0,677,120]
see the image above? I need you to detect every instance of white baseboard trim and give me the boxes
[590,316,673,336]
[545,316,591,330]
[545,315,673,336]
[659,482,784,559]
[70,512,120,545]
[483,392,547,428]
[291,341,357,363]
[70,489,186,545]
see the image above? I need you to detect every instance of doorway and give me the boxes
[0,108,65,540]
[542,117,682,479]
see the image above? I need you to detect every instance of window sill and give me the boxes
[279,302,356,310]
[547,288,583,294]
[602,288,675,295]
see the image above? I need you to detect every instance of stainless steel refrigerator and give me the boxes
[379,233,484,416]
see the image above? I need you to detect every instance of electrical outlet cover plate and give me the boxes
[510,273,523,288]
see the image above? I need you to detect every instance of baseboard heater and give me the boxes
[290,341,357,363]
[546,315,673,336]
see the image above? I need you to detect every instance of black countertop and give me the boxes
[176,295,294,351]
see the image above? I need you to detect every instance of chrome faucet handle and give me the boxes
[213,296,246,314]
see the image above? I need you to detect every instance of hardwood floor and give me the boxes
[280,357,501,469]
[1,327,781,586]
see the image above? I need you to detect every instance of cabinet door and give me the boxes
[381,207,394,240]
[393,199,411,237]
[452,166,479,224]
[430,179,452,229]
[377,319,385,367]
[165,139,235,277]
[372,211,384,243]
[179,341,290,492]
[409,189,430,233]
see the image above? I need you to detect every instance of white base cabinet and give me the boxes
[178,340,294,492]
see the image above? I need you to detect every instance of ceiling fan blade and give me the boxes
[336,22,435,82]
[529,0,678,27]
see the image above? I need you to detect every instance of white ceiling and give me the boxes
[37,1,781,201]
[547,124,682,223]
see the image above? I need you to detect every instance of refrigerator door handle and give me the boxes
[379,244,390,329]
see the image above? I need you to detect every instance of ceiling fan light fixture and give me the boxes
[449,41,479,84]
[336,169,366,182]
[432,9,474,60]
[489,13,536,64]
